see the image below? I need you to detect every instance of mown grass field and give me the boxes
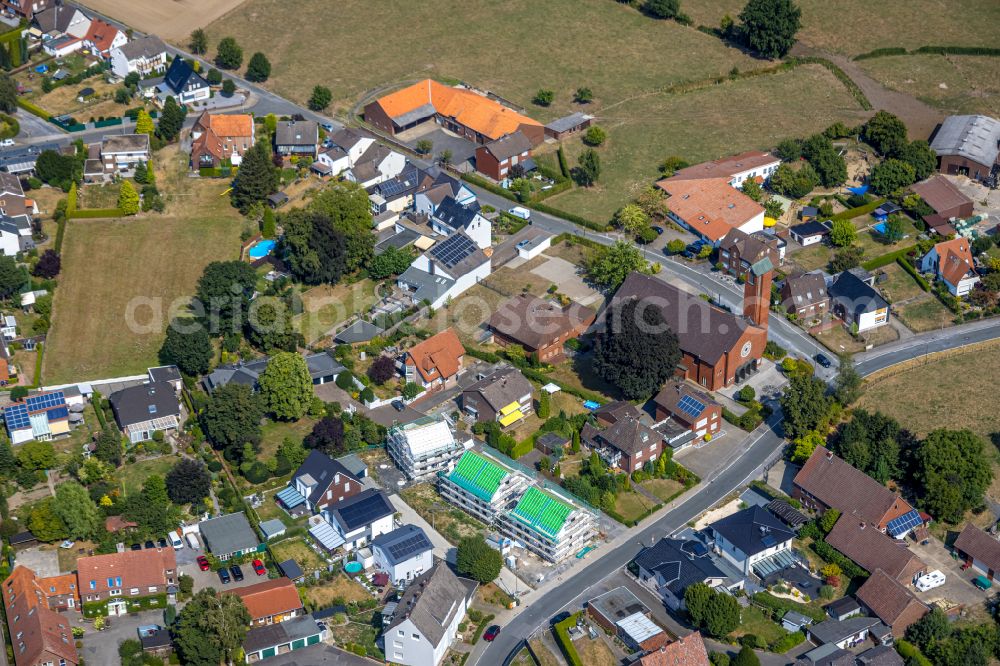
[684,0,1000,56]
[549,64,867,221]
[43,148,243,384]
[204,0,764,116]
[857,54,1000,118]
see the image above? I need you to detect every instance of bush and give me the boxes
[751,593,827,623]
[582,125,607,146]
[335,371,354,390]
[812,540,868,579]
[770,631,806,653]
[533,89,554,106]
[896,640,933,666]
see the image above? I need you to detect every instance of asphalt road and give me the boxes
[853,316,1000,377]
[474,409,788,664]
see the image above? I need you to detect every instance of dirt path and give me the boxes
[791,44,944,140]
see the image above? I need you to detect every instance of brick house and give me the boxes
[780,273,829,319]
[581,402,664,473]
[652,382,722,438]
[2,566,78,666]
[190,112,255,169]
[76,548,177,606]
[855,569,929,638]
[402,329,465,393]
[229,578,303,627]
[929,114,1000,183]
[488,293,596,364]
[792,447,913,530]
[277,450,365,515]
[953,523,1000,584]
[718,228,784,278]
[474,131,532,180]
[910,175,974,220]
[825,516,926,584]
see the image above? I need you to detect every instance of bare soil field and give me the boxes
[77,0,248,41]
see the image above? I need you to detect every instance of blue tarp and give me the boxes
[847,184,869,196]
[35,65,48,74]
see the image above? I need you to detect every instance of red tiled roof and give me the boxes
[84,18,121,54]
[228,577,302,622]
[954,523,1000,575]
[669,151,778,182]
[76,548,176,595]
[656,177,763,242]
[105,515,138,532]
[826,515,925,582]
[405,329,465,383]
[640,631,710,665]
[793,447,911,528]
[933,238,976,288]
[855,569,928,634]
[3,567,78,666]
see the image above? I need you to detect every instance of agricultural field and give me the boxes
[684,0,1000,56]
[548,64,867,221]
[78,0,249,40]
[42,147,243,384]
[204,0,765,115]
[857,55,1000,118]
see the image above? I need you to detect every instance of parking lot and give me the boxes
[175,541,272,592]
[78,609,165,666]
[909,534,991,610]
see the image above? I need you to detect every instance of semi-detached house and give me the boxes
[76,548,176,612]
[401,328,466,393]
[708,506,795,576]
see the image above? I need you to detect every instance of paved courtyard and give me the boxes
[529,255,603,306]
[396,124,477,166]
[14,546,61,578]
[909,533,992,611]
[78,609,164,666]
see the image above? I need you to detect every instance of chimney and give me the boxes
[825,450,833,461]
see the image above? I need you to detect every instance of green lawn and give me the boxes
[43,146,243,384]
[268,536,327,573]
[293,280,379,344]
[121,455,181,495]
[640,478,686,503]
[896,295,956,332]
[548,64,867,221]
[731,605,788,644]
[259,418,317,461]
[79,183,120,210]
[614,489,658,523]
[857,54,1000,118]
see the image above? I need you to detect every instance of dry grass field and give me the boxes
[43,148,243,384]
[549,64,867,220]
[77,0,249,41]
[684,0,1000,56]
[857,55,1000,118]
[203,0,764,115]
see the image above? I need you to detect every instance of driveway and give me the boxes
[909,533,991,610]
[178,550,271,593]
[14,546,61,578]
[396,125,477,166]
[78,609,164,666]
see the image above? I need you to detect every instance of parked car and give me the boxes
[550,612,571,626]
[321,123,335,132]
[157,537,168,549]
[484,625,501,642]
[915,570,946,592]
[185,532,200,550]
[217,568,231,584]
[814,353,832,369]
[252,559,266,576]
[0,139,15,148]
[230,565,244,582]
[391,400,405,412]
[652,226,664,235]
[196,556,210,571]
[144,540,155,549]
[168,532,184,550]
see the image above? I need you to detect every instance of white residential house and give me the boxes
[386,416,469,482]
[328,128,375,166]
[709,506,795,576]
[414,176,476,217]
[397,232,492,310]
[372,525,435,587]
[322,489,395,551]
[312,146,351,178]
[158,57,210,106]
[829,271,890,334]
[110,34,169,79]
[100,134,150,177]
[430,197,491,249]
[919,238,980,297]
[82,18,127,60]
[382,562,476,666]
[1,315,16,340]
[344,144,406,188]
[0,216,30,257]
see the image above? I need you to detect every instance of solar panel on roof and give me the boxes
[677,395,706,419]
[4,404,31,430]
[338,494,391,529]
[26,391,65,412]
[388,533,430,560]
[431,234,476,269]
[380,178,406,198]
[886,509,922,537]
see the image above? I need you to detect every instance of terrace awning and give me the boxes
[498,409,525,427]
[276,486,306,509]
[309,520,344,551]
[499,402,522,416]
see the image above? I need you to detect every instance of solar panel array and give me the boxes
[430,233,476,269]
[47,407,69,421]
[676,394,706,419]
[886,509,922,537]
[338,493,392,530]
[3,404,30,430]
[387,531,432,561]
[379,177,408,198]
[26,391,65,411]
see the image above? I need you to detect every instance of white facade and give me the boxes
[348,150,407,188]
[110,45,168,79]
[373,543,434,587]
[324,511,394,552]
[388,610,466,666]
[517,235,551,260]
[791,229,825,246]
[855,307,889,333]
[340,136,375,166]
[387,417,469,481]
[415,185,476,217]
[42,35,82,57]
[315,150,351,177]
[174,83,210,106]
[714,532,793,575]
[726,159,780,188]
[919,246,980,296]
[431,212,491,250]
[84,29,127,58]
[0,229,19,257]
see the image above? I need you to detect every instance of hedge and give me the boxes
[812,540,868,579]
[861,244,918,271]
[830,197,887,221]
[787,56,872,110]
[82,593,167,618]
[914,45,1000,56]
[556,145,570,179]
[460,172,608,231]
[53,211,67,254]
[69,208,124,219]
[896,640,933,666]
[509,436,535,460]
[897,257,930,291]
[199,166,237,178]
[853,47,908,60]
[92,117,123,128]
[553,613,583,666]
[470,613,496,644]
[461,172,517,202]
[752,592,827,623]
[31,343,43,387]
[16,98,50,120]
[769,630,806,653]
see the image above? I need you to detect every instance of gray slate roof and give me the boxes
[293,450,359,507]
[275,120,318,147]
[633,537,726,597]
[244,614,321,653]
[462,367,532,414]
[108,381,180,428]
[544,112,593,134]
[199,512,259,556]
[808,616,882,645]
[116,34,167,60]
[482,131,531,162]
[710,506,795,557]
[930,114,1000,168]
[386,562,477,648]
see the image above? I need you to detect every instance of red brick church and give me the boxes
[605,259,772,391]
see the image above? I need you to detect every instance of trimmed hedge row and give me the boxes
[830,197,887,221]
[861,244,918,271]
[69,207,124,219]
[812,540,868,579]
[460,171,608,231]
[556,145,570,179]
[788,56,872,110]
[853,47,908,60]
[553,613,583,666]
[92,117,123,128]
[752,592,827,623]
[16,98,50,120]
[896,640,933,666]
[897,257,930,291]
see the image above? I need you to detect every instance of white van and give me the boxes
[915,570,946,592]
[168,530,183,550]
[185,532,201,550]
[507,206,531,221]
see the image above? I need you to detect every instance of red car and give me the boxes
[196,555,210,571]
[483,625,501,642]
[252,559,266,576]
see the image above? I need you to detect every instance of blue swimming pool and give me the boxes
[248,239,276,259]
[873,222,887,234]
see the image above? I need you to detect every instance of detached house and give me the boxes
[76,548,176,613]
[99,134,151,178]
[277,450,365,515]
[669,151,780,189]
[461,366,533,427]
[230,578,303,627]
[718,228,784,278]
[657,177,765,245]
[397,232,491,310]
[781,273,829,319]
[323,489,395,551]
[402,329,465,393]
[3,390,70,445]
[829,271,889,333]
[634,538,735,611]
[415,170,475,217]
[488,293,596,364]
[431,197,491,249]
[372,525,435,587]
[108,381,181,444]
[82,17,126,60]
[919,238,979,296]
[110,34,168,79]
[652,382,722,439]
[708,506,795,576]
[581,402,664,473]
[344,144,406,188]
[475,130,532,181]
[274,120,318,159]
[381,561,477,666]
[190,112,255,168]
[199,512,262,561]
[953,523,1000,585]
[158,57,209,106]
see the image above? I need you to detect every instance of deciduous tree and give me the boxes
[32,250,61,279]
[195,260,258,335]
[215,37,243,69]
[0,73,17,113]
[644,0,680,19]
[189,29,208,55]
[456,536,503,583]
[738,0,801,58]
[367,355,396,384]
[780,374,830,439]
[52,482,101,539]
[897,140,937,181]
[829,219,857,247]
[258,352,313,421]
[586,240,647,290]
[307,182,376,273]
[304,415,345,455]
[367,245,412,280]
[166,459,211,505]
[200,383,264,455]
[175,589,250,666]
[913,429,992,523]
[160,319,213,376]
[594,297,682,400]
[280,210,348,285]
[863,110,908,156]
[615,203,650,235]
[870,158,916,196]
